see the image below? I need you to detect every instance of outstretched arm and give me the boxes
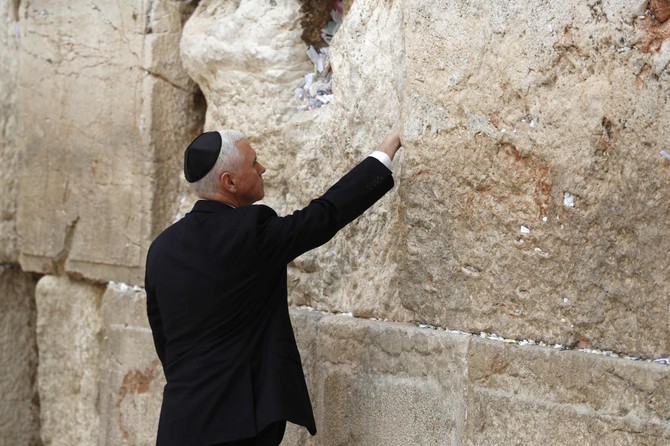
[256,131,402,265]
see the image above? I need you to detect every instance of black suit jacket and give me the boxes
[145,157,394,445]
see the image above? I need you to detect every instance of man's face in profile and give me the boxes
[231,138,266,206]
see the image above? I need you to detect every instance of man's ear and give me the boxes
[220,171,237,193]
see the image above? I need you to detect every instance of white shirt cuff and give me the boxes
[368,151,392,170]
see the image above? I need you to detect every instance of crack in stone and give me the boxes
[54,216,79,275]
[139,66,191,92]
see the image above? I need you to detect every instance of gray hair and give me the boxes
[193,129,245,196]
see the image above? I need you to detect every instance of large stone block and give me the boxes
[0,1,20,262]
[0,266,40,446]
[98,282,165,446]
[35,275,105,446]
[16,0,203,285]
[394,0,670,360]
[314,318,469,445]
[465,337,670,445]
[284,311,469,445]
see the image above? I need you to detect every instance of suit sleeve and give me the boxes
[255,156,394,265]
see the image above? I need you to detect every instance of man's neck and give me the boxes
[198,191,239,208]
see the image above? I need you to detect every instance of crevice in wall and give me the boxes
[54,217,79,276]
[294,0,350,110]
[192,84,207,119]
[10,0,20,22]
[140,66,192,92]
[149,80,206,240]
[298,0,336,49]
[294,306,670,366]
[0,264,42,445]
[180,0,201,25]
[148,1,206,239]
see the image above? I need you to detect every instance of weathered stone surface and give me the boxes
[15,0,203,285]
[465,337,670,445]
[0,266,40,446]
[286,310,669,445]
[6,0,668,443]
[182,0,669,359]
[650,0,670,23]
[310,315,469,445]
[35,275,105,446]
[283,309,326,445]
[38,300,666,445]
[98,282,165,446]
[0,1,20,262]
[394,0,670,360]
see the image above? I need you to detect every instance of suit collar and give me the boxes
[191,200,236,213]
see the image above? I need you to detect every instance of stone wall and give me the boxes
[181,0,670,359]
[0,0,20,262]
[15,0,203,285]
[0,266,39,446]
[0,0,668,445]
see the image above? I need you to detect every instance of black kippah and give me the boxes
[183,131,222,183]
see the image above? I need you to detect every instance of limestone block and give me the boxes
[15,0,203,285]
[181,0,311,132]
[302,312,470,445]
[0,1,20,262]
[0,266,40,446]
[395,0,670,358]
[35,275,105,446]
[98,282,165,446]
[465,337,670,445]
[467,392,669,446]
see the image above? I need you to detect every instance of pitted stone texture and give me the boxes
[284,0,406,320]
[36,275,105,446]
[184,0,669,358]
[98,282,165,446]
[395,0,670,358]
[0,2,20,262]
[0,267,40,446]
[180,0,310,139]
[465,337,670,445]
[15,0,202,285]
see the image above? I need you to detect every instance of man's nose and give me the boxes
[258,163,266,175]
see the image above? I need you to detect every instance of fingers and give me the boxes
[378,131,403,160]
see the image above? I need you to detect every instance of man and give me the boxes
[145,129,402,445]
